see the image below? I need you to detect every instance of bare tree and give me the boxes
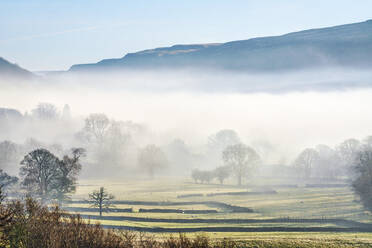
[83,113,110,143]
[31,103,59,120]
[293,148,319,179]
[101,121,132,167]
[138,145,168,178]
[89,187,115,217]
[337,138,361,175]
[223,144,260,186]
[214,165,231,184]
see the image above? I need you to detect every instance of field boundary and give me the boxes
[68,200,254,213]
[79,214,372,228]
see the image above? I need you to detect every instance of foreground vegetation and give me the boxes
[1,194,372,248]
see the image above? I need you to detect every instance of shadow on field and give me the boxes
[67,200,254,213]
[79,214,372,228]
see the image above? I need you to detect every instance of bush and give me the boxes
[0,191,239,248]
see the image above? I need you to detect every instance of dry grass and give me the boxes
[1,197,372,247]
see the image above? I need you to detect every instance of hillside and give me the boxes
[0,57,33,79]
[70,19,372,72]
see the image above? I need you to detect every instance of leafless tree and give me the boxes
[293,148,319,179]
[337,138,361,175]
[138,145,168,178]
[102,121,132,167]
[223,144,260,186]
[31,103,59,120]
[89,187,115,217]
[83,113,110,143]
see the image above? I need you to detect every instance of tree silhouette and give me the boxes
[89,187,115,217]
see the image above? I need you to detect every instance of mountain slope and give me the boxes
[70,19,372,72]
[0,57,33,79]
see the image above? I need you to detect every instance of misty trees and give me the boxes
[207,129,241,166]
[191,169,215,184]
[293,148,319,179]
[31,103,59,120]
[166,139,195,173]
[89,187,115,217]
[293,145,340,179]
[191,169,201,183]
[19,148,84,203]
[62,104,71,120]
[214,165,231,184]
[77,114,137,174]
[83,113,110,143]
[291,138,365,179]
[138,145,168,178]
[191,166,231,184]
[352,149,372,212]
[208,130,241,151]
[337,138,361,174]
[222,144,260,186]
[102,121,132,167]
[0,141,19,172]
[314,145,341,178]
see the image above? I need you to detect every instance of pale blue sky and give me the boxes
[1,0,372,71]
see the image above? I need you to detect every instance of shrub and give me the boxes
[0,192,239,248]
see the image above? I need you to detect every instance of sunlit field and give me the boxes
[52,178,372,246]
[61,178,370,235]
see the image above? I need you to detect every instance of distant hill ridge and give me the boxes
[70,19,372,72]
[0,57,33,79]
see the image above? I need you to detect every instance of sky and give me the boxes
[1,0,372,71]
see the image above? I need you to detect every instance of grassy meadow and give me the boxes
[58,177,372,246]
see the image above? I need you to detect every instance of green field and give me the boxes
[63,178,372,245]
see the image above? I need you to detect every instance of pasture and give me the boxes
[63,177,372,246]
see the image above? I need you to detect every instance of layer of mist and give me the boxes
[1,68,372,179]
